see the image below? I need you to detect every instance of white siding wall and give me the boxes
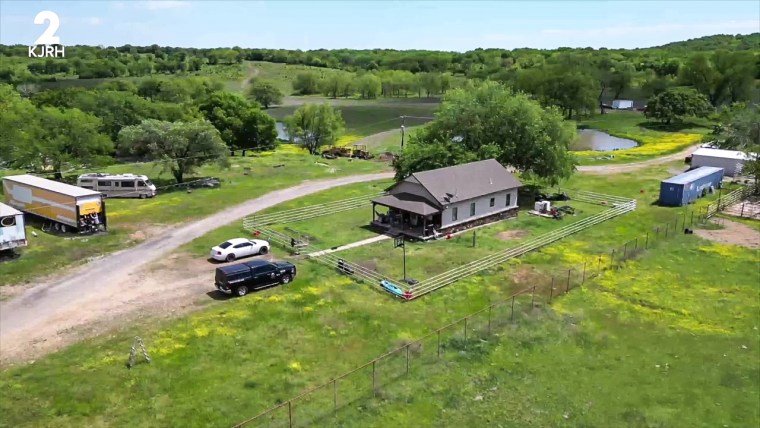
[440,188,518,228]
[691,155,743,176]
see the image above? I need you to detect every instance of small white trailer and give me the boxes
[691,147,755,177]
[0,202,27,253]
[612,100,634,110]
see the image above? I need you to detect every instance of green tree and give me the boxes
[246,80,283,108]
[644,87,713,124]
[198,92,277,152]
[284,103,345,155]
[679,51,757,106]
[12,106,114,179]
[0,84,38,166]
[293,71,320,95]
[714,105,760,188]
[355,73,381,99]
[394,81,577,185]
[116,119,228,183]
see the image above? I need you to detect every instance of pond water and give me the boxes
[570,129,638,151]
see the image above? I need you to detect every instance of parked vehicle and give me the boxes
[77,173,156,199]
[351,144,374,160]
[210,238,270,262]
[2,174,106,233]
[215,259,296,296]
[0,202,27,254]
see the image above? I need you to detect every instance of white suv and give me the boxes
[210,238,270,262]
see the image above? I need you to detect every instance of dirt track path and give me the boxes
[577,144,700,174]
[0,172,393,364]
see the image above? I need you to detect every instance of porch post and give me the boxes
[372,202,376,223]
[423,216,427,236]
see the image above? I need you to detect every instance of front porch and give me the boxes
[372,206,443,241]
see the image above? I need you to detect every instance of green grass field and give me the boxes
[0,154,389,286]
[224,61,354,95]
[330,233,760,427]
[267,101,437,137]
[574,111,713,165]
[2,162,755,428]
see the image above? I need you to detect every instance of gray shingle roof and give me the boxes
[372,193,441,216]
[408,159,522,204]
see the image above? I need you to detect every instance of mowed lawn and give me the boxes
[0,162,751,428]
[331,233,760,427]
[0,153,390,286]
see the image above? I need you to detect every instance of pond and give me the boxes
[570,129,638,151]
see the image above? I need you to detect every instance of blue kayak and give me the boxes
[380,280,404,297]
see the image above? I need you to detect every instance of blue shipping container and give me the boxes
[659,167,724,206]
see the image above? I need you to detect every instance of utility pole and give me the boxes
[394,236,407,281]
[400,115,406,149]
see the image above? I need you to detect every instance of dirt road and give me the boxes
[577,144,700,174]
[0,172,393,364]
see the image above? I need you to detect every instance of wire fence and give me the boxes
[243,189,637,300]
[697,185,759,221]
[232,212,692,428]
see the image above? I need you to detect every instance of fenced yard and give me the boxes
[243,188,637,300]
[234,214,688,428]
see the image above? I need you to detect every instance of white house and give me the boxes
[691,147,756,177]
[371,159,522,239]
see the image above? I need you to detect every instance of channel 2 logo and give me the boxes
[28,11,65,58]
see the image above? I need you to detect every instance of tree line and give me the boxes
[0,78,280,182]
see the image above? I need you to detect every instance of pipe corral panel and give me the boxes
[659,167,724,207]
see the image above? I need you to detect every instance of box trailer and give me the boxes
[0,202,27,252]
[690,147,755,177]
[659,167,724,207]
[2,174,107,233]
[612,100,634,109]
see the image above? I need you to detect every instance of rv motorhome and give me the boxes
[77,173,157,199]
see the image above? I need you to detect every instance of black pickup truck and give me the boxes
[215,259,296,297]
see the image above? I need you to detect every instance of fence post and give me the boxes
[623,242,628,260]
[665,223,669,238]
[582,262,587,284]
[690,211,694,227]
[674,217,678,232]
[531,285,536,306]
[741,203,745,217]
[463,317,468,348]
[406,344,410,374]
[566,269,571,292]
[288,401,293,428]
[333,380,337,414]
[610,249,615,268]
[634,237,638,252]
[487,305,492,335]
[372,361,376,397]
[645,232,649,249]
[437,330,441,359]
[511,296,515,321]
[549,277,554,302]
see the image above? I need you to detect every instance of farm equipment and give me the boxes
[534,192,570,202]
[351,145,374,160]
[529,200,565,220]
[321,146,352,159]
[555,205,576,215]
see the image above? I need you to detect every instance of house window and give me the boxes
[489,198,495,207]
[470,202,476,216]
[506,193,512,206]
[451,207,458,221]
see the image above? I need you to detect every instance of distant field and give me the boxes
[268,101,438,137]
[224,61,354,95]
